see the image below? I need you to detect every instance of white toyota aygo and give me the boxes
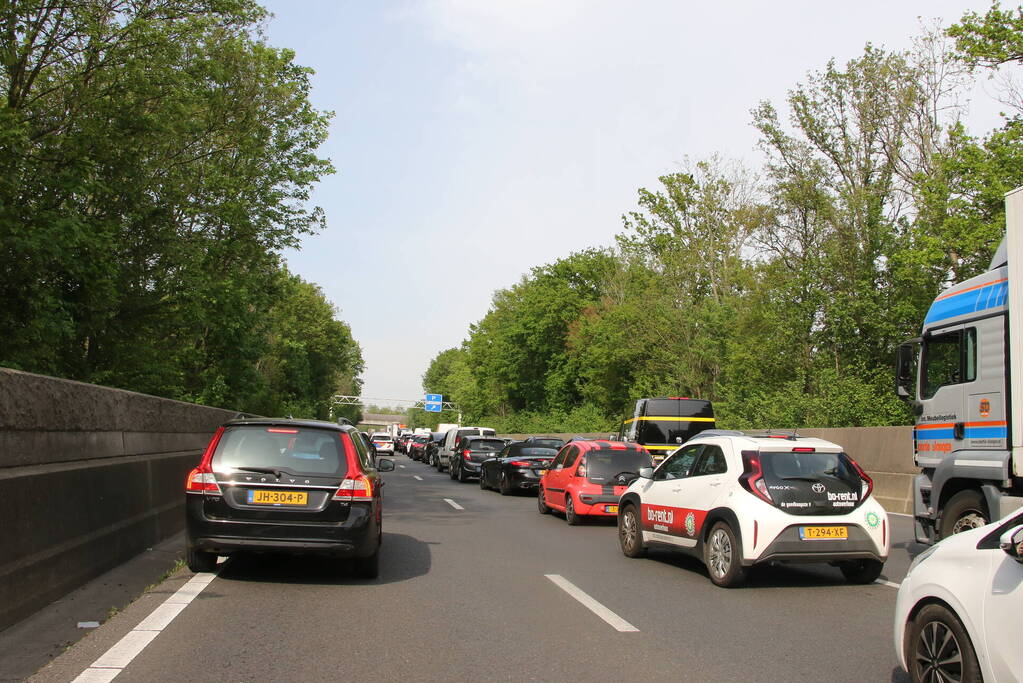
[617,431,890,587]
[894,508,1023,683]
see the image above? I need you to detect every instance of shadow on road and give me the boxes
[212,532,431,586]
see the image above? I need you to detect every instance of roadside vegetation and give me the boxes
[423,5,1023,433]
[0,1,362,420]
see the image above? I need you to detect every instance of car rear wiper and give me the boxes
[234,466,285,478]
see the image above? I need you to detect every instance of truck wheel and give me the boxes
[939,490,989,539]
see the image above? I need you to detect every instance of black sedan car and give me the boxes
[408,434,431,461]
[449,436,508,482]
[479,441,558,495]
[185,418,394,578]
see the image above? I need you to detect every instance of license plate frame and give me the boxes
[798,525,848,540]
[247,489,308,506]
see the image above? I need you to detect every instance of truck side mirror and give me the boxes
[895,343,917,400]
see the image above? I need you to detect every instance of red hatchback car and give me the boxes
[537,441,652,524]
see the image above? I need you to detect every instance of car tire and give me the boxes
[499,473,512,496]
[186,546,217,573]
[838,558,884,584]
[537,487,550,514]
[457,464,468,482]
[353,548,380,580]
[906,603,982,683]
[939,490,989,539]
[479,470,488,490]
[618,505,645,558]
[704,522,746,588]
[449,463,457,480]
[565,495,580,525]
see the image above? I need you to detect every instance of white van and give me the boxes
[434,426,496,472]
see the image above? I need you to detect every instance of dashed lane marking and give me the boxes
[414,475,423,481]
[545,574,639,632]
[444,498,464,510]
[876,579,901,589]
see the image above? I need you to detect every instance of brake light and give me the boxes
[508,460,531,467]
[267,428,298,434]
[463,449,472,460]
[739,450,772,504]
[333,474,373,500]
[792,447,815,453]
[846,455,874,499]
[185,466,222,494]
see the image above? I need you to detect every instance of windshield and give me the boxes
[638,419,711,445]
[413,436,430,443]
[468,438,505,451]
[211,426,348,477]
[583,449,652,483]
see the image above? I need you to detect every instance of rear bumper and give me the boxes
[575,498,620,516]
[185,497,379,558]
[752,525,886,565]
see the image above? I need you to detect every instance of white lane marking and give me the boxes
[444,498,464,510]
[399,465,406,469]
[73,572,216,681]
[414,475,423,481]
[876,579,901,589]
[545,574,639,632]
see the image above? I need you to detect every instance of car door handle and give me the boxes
[671,487,682,493]
[709,482,721,487]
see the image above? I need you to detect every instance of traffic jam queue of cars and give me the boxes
[185,399,1021,683]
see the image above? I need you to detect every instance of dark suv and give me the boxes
[185,418,394,578]
[448,436,507,482]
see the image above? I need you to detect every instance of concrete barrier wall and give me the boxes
[0,369,237,632]
[503,428,916,514]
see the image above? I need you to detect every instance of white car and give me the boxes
[894,509,1023,683]
[617,431,889,587]
[370,433,394,456]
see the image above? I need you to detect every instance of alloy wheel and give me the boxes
[708,528,732,579]
[915,620,964,682]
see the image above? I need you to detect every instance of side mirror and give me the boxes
[999,525,1023,563]
[638,467,653,479]
[895,343,917,400]
[376,458,395,472]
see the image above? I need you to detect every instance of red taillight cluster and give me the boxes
[332,474,373,501]
[462,449,472,460]
[739,450,772,504]
[185,427,225,495]
[185,466,222,494]
[508,460,531,467]
[846,455,874,500]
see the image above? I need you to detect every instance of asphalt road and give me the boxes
[33,456,924,683]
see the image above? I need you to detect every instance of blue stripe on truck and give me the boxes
[924,281,1007,325]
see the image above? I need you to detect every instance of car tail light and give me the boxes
[268,427,298,434]
[508,460,531,467]
[846,455,874,499]
[333,474,373,500]
[792,446,815,452]
[739,450,772,504]
[185,466,222,494]
[463,449,472,460]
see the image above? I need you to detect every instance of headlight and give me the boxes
[907,545,939,575]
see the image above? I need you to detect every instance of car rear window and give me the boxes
[516,447,558,456]
[760,450,860,489]
[583,449,652,482]
[530,439,564,449]
[373,436,393,442]
[212,426,348,477]
[468,438,505,451]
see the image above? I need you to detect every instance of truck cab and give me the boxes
[616,397,715,463]
[896,186,1023,543]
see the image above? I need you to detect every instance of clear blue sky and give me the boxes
[260,0,1003,406]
